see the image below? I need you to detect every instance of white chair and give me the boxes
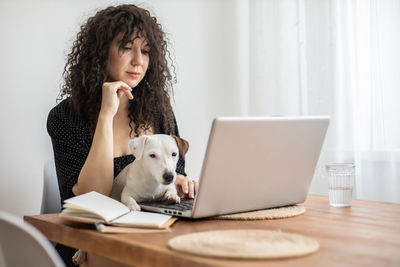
[0,211,65,267]
[41,159,61,214]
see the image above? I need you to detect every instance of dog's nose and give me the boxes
[163,172,174,184]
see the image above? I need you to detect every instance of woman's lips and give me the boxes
[127,72,140,78]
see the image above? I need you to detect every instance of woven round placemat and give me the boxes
[168,229,319,259]
[210,205,305,220]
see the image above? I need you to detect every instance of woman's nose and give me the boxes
[131,48,144,65]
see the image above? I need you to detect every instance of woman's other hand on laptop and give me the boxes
[176,174,197,199]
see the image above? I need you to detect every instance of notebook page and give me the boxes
[63,191,130,222]
[111,211,172,228]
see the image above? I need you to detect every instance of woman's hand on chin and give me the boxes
[100,81,133,118]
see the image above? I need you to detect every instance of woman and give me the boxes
[47,4,195,266]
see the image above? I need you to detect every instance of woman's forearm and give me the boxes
[72,113,114,196]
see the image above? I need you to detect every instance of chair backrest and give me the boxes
[41,159,61,214]
[0,211,65,267]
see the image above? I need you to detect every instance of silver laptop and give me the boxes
[139,116,329,218]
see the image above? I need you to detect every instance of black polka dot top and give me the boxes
[47,99,187,205]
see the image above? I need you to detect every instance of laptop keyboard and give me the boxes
[139,198,194,211]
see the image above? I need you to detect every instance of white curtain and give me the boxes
[244,0,400,202]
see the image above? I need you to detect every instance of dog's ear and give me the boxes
[171,135,189,160]
[129,135,149,160]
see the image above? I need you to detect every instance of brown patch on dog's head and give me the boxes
[171,135,189,160]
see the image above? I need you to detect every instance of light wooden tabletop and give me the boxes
[24,195,400,267]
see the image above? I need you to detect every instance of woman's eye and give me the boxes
[172,152,177,157]
[142,49,150,54]
[150,154,156,158]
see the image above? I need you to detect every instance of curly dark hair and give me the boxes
[60,4,176,136]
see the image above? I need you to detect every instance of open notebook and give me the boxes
[59,191,177,232]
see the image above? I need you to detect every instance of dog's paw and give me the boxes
[72,249,87,265]
[165,193,181,204]
[127,198,141,211]
[122,194,141,211]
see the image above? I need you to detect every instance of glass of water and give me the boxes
[326,163,355,207]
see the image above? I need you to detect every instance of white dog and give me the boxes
[72,134,189,265]
[110,134,189,210]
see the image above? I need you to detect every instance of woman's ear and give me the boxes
[129,135,149,160]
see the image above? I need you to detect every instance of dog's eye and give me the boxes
[172,152,177,157]
[149,154,156,158]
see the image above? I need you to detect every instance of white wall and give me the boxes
[0,0,244,217]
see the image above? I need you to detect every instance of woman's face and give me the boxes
[106,32,150,88]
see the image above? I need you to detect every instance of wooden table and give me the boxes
[24,195,400,267]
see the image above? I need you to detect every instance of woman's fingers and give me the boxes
[188,180,195,198]
[116,87,133,100]
[116,89,125,98]
[103,81,132,97]
[177,187,185,198]
[115,81,133,100]
[100,81,133,116]
[179,176,189,194]
[175,175,197,199]
[122,88,134,100]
